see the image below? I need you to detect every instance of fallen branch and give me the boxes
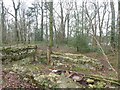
[92,34,118,75]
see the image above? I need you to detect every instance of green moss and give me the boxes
[39,58,47,65]
[72,65,90,73]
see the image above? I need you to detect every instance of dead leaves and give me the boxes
[2,71,36,88]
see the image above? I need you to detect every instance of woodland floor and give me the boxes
[0,44,119,89]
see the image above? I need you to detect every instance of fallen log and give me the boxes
[51,53,103,70]
[85,75,120,86]
[1,45,37,64]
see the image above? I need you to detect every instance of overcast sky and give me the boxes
[2,0,118,7]
[2,0,118,12]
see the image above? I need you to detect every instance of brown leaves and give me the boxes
[2,71,36,88]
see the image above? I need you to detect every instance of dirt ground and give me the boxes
[37,45,118,78]
[1,45,118,88]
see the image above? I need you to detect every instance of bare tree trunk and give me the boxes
[85,14,89,36]
[60,1,65,42]
[34,4,40,42]
[35,12,39,41]
[53,18,57,44]
[15,10,19,43]
[85,3,97,47]
[12,0,20,44]
[67,13,70,43]
[1,1,6,44]
[46,8,48,42]
[110,0,116,49]
[106,12,110,46]
[22,10,27,44]
[45,1,48,42]
[98,4,102,44]
[28,20,31,44]
[98,2,107,45]
[93,2,97,47]
[47,1,53,64]
[118,0,120,84]
[81,2,84,34]
[40,0,44,41]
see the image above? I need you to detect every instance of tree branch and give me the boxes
[5,8,15,18]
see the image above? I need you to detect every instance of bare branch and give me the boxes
[17,1,21,10]
[5,8,15,18]
[53,8,61,18]
[12,0,21,10]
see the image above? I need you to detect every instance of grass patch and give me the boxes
[39,57,47,65]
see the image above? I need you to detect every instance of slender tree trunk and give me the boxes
[98,2,106,45]
[35,14,38,41]
[15,10,19,43]
[22,10,27,44]
[94,14,97,47]
[93,2,97,47]
[49,2,53,48]
[98,7,102,44]
[34,4,40,42]
[118,0,120,85]
[45,1,48,42]
[67,13,70,43]
[106,12,110,47]
[85,14,89,36]
[12,0,20,44]
[40,1,44,41]
[60,2,65,42]
[46,8,48,42]
[53,18,57,44]
[81,2,84,34]
[28,22,30,44]
[47,1,53,64]
[85,3,97,48]
[110,1,115,49]
[1,1,6,44]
